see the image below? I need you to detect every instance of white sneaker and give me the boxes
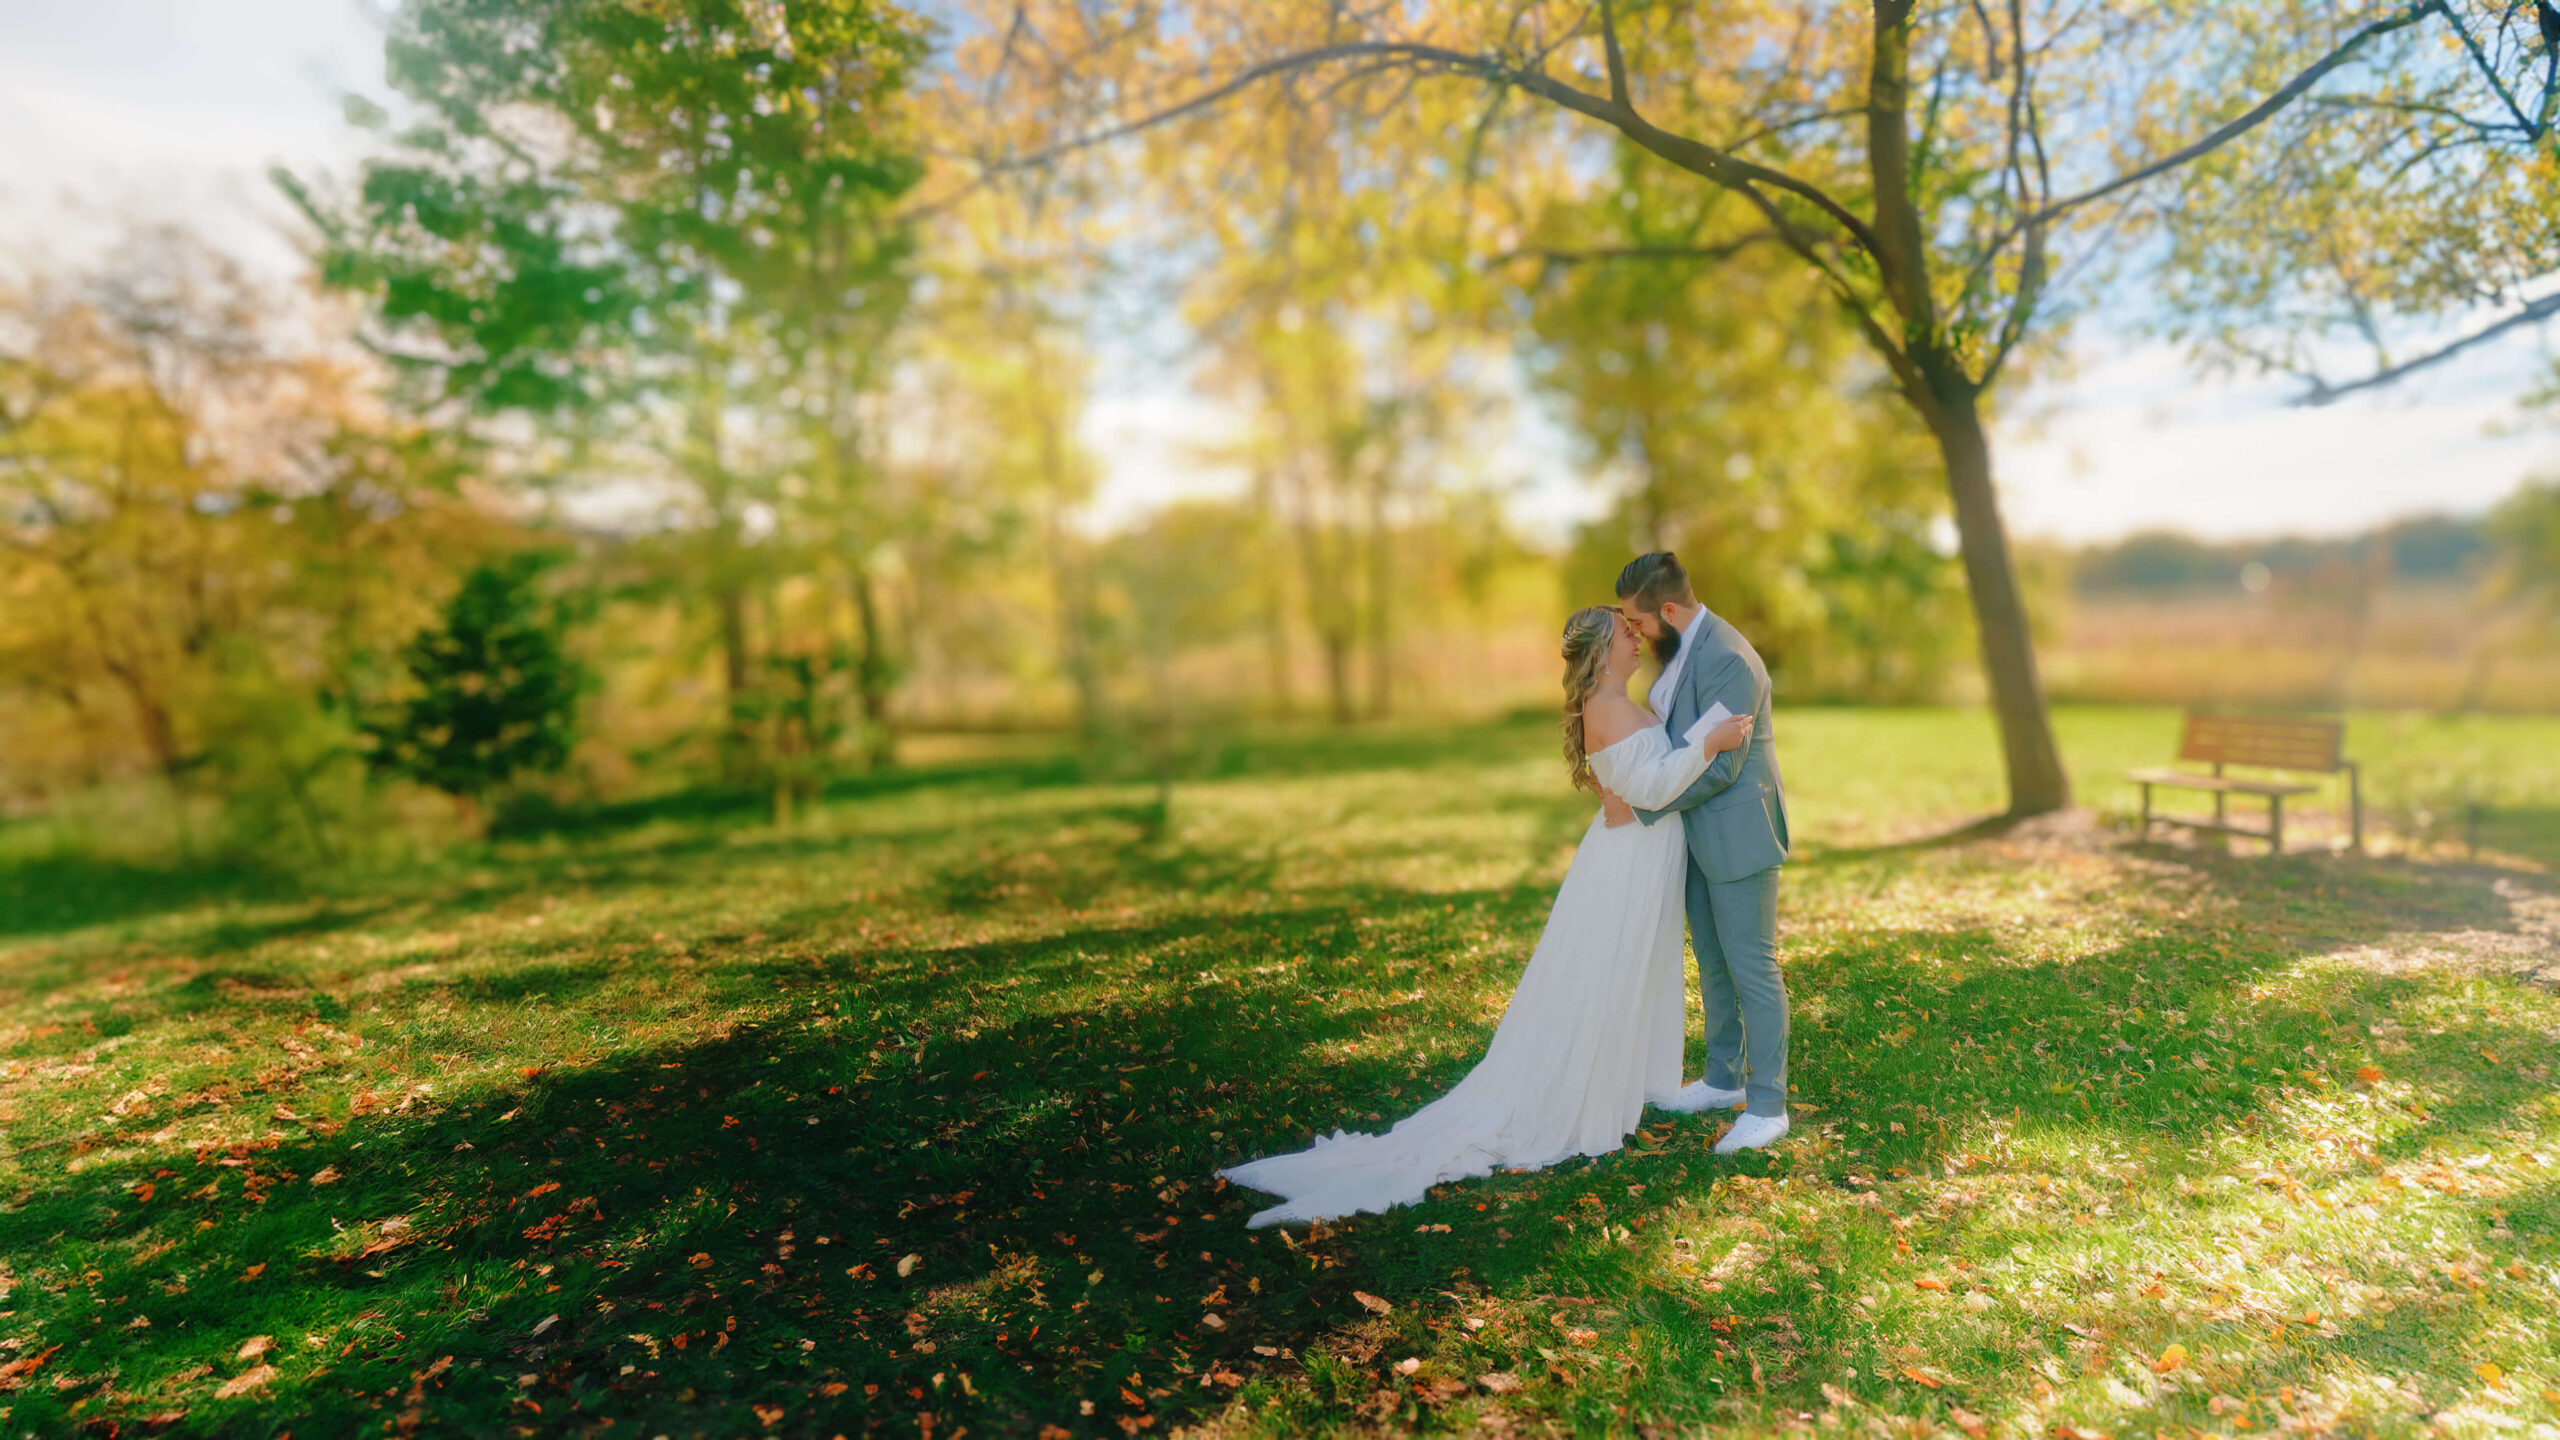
[1714,1113,1789,1154]
[1657,1079,1745,1114]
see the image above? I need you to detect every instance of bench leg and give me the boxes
[2269,795,2284,855]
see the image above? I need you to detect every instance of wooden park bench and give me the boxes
[2130,712,2363,854]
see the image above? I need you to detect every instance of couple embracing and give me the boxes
[1222,552,1793,1229]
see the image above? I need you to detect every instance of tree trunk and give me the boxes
[717,578,755,782]
[1920,389,2071,817]
[1318,626,1354,726]
[1254,468,1293,718]
[1363,467,1392,721]
[852,565,896,769]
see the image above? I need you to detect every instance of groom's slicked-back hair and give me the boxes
[1616,552,1694,615]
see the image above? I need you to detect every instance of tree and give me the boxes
[0,228,496,858]
[285,0,924,785]
[2145,3,2560,403]
[944,0,2518,817]
[365,553,583,818]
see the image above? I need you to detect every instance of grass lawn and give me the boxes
[1,704,2557,1439]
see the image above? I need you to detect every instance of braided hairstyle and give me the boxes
[1559,605,1618,794]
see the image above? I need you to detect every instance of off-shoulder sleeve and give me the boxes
[1588,726,1712,809]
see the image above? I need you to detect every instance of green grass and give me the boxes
[1,705,2557,1438]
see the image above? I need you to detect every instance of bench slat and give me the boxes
[2178,714,2343,772]
[2128,768,2317,797]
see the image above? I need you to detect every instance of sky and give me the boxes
[7,0,2557,547]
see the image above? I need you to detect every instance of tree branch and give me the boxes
[2294,288,2560,405]
[1484,236,1779,271]
[2036,0,2442,223]
[1598,0,1632,110]
[960,38,1882,257]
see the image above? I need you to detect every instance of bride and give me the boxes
[1219,605,1754,1228]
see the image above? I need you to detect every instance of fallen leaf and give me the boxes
[1464,1317,1486,1331]
[240,1264,265,1283]
[235,1336,274,1361]
[215,1365,278,1398]
[2153,1344,2188,1374]
[1199,1313,1225,1330]
[754,1403,784,1427]
[526,1181,561,1200]
[2356,1066,2384,1083]
[0,1345,61,1391]
[1913,1278,1948,1291]
[2477,1362,2505,1387]
[1252,1346,1279,1357]
[1352,1290,1392,1315]
[308,1167,340,1186]
[1478,1371,1521,1393]
[1948,1406,1988,1438]
[897,1253,920,1279]
[1565,1327,1599,1345]
[1900,1366,1942,1389]
[531,1314,559,1336]
[1395,1357,1421,1375]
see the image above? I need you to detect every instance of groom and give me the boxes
[1616,552,1793,1154]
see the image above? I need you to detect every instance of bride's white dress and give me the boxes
[1219,718,1717,1228]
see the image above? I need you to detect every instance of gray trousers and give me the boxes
[1685,861,1787,1117]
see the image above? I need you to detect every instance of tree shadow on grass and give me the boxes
[0,855,300,943]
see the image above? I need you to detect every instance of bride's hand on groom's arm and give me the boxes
[1705,713,1753,754]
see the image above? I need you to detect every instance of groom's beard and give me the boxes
[1649,626,1681,667]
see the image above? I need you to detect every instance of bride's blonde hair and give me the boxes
[1559,605,1617,794]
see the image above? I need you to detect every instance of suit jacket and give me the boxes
[1634,607,1790,884]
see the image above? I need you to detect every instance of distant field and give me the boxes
[0,706,2554,1438]
[2049,585,2560,714]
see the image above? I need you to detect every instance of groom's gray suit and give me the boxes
[1635,608,1792,1119]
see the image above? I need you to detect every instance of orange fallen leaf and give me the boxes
[239,1264,265,1283]
[2477,1362,2505,1387]
[0,1344,61,1391]
[130,1182,155,1204]
[1565,1328,1599,1345]
[2356,1066,2384,1083]
[526,1181,561,1200]
[1900,1367,1942,1388]
[1914,1278,1949,1291]
[2152,1344,2188,1374]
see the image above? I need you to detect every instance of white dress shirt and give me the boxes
[1647,605,1712,720]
